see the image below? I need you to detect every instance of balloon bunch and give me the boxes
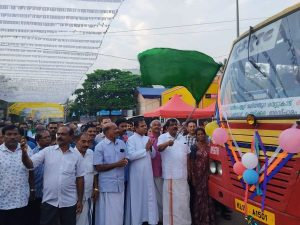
[205,121,229,145]
[233,153,259,184]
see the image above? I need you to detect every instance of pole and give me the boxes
[236,0,240,37]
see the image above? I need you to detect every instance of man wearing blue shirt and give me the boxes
[94,122,128,225]
[28,130,51,225]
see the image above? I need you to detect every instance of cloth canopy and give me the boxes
[144,95,215,119]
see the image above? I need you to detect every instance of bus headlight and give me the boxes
[217,162,223,175]
[210,161,217,174]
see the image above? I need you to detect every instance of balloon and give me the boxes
[242,153,259,169]
[212,128,229,145]
[205,121,219,137]
[233,161,246,176]
[279,128,300,153]
[243,169,259,185]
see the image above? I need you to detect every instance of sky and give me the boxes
[90,0,299,71]
[0,0,298,103]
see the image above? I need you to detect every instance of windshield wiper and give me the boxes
[247,26,267,77]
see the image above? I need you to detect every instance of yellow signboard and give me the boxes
[8,102,64,119]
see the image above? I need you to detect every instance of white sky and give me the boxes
[90,0,299,71]
[0,0,299,103]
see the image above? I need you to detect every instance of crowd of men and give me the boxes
[0,117,218,225]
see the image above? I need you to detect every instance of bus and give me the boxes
[209,3,300,225]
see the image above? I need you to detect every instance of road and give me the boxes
[217,210,252,225]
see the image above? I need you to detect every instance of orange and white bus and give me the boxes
[209,3,300,225]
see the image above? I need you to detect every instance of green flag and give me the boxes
[138,48,221,103]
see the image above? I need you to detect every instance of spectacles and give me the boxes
[41,136,51,139]
[56,132,68,136]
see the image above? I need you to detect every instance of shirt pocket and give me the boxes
[86,163,95,174]
[62,161,75,175]
[103,151,114,163]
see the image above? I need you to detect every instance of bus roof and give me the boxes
[233,3,300,44]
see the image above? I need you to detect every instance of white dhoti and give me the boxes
[154,177,163,222]
[163,179,191,225]
[96,191,124,225]
[76,198,93,225]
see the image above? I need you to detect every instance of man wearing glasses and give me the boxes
[27,130,52,225]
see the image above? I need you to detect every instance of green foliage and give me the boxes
[71,69,142,115]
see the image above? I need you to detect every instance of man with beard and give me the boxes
[0,125,29,225]
[47,122,58,145]
[21,126,85,225]
[158,118,191,225]
[124,119,158,225]
[75,133,99,225]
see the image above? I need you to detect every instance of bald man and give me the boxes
[94,123,128,225]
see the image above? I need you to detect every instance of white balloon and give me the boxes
[242,153,259,169]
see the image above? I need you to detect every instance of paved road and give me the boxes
[217,210,251,225]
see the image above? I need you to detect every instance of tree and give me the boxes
[70,69,142,116]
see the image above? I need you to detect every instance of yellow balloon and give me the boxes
[205,121,219,137]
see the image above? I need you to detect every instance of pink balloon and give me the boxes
[233,161,246,176]
[279,128,300,153]
[212,128,229,145]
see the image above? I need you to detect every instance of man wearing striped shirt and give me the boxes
[185,120,197,148]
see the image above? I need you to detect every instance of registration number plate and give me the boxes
[235,199,275,225]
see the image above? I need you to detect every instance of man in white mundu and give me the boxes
[93,123,127,225]
[158,118,191,225]
[125,119,158,225]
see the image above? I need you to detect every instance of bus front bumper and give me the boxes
[209,180,300,225]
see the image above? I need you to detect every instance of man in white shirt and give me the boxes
[0,125,29,225]
[75,133,99,225]
[124,119,158,225]
[21,126,85,225]
[158,118,191,225]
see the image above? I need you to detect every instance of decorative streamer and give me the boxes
[259,123,297,174]
[250,151,288,192]
[250,153,294,199]
[216,92,242,161]
[254,133,262,196]
[255,131,268,211]
[243,184,249,216]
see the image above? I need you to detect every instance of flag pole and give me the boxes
[175,101,198,140]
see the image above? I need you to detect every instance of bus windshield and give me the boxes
[220,9,300,118]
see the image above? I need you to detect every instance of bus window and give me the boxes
[220,9,300,118]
